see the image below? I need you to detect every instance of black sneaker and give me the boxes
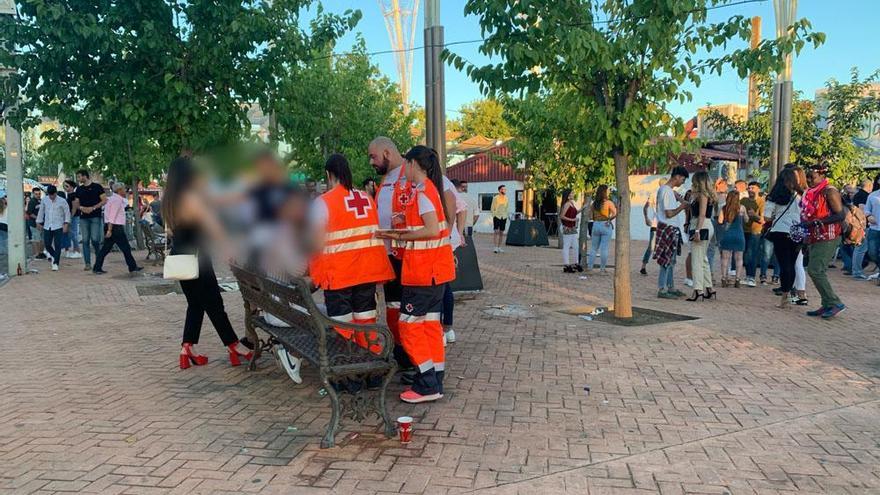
[639,267,647,275]
[131,266,144,273]
[35,253,47,259]
[93,269,107,275]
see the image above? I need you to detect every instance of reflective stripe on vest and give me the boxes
[324,225,378,242]
[323,238,385,254]
[405,238,450,250]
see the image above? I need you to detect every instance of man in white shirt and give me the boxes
[36,185,71,271]
[655,166,690,298]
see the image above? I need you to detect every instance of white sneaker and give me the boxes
[51,264,59,271]
[746,278,756,287]
[684,278,694,287]
[274,347,302,384]
[868,273,880,281]
[493,247,500,253]
[499,248,505,253]
[445,329,456,343]
[69,251,82,259]
[44,250,54,263]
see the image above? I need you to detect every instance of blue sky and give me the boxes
[317,1,879,120]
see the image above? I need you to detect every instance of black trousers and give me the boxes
[770,233,799,293]
[43,228,64,264]
[93,224,138,272]
[179,259,238,347]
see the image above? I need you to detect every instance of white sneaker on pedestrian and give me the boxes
[51,264,59,271]
[499,248,505,253]
[274,347,302,384]
[493,247,500,253]
[69,251,82,259]
[746,278,756,287]
[684,278,694,287]
[445,329,456,343]
[867,273,880,280]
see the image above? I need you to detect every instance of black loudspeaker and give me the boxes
[451,236,483,292]
[505,219,550,246]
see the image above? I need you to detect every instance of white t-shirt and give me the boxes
[656,184,685,236]
[309,195,329,230]
[766,196,801,234]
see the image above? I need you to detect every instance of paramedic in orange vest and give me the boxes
[310,154,394,352]
[376,145,455,403]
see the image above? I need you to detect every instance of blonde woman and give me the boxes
[686,172,717,301]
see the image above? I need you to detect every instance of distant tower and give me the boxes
[378,0,420,112]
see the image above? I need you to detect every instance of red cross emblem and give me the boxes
[345,190,372,219]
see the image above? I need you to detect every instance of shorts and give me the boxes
[493,217,507,232]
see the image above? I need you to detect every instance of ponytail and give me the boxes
[404,145,447,218]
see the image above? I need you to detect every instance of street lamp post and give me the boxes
[423,0,446,168]
[770,0,797,186]
[1,0,26,277]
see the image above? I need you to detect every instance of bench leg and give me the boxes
[379,368,397,439]
[322,381,341,449]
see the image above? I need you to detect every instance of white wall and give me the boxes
[459,180,524,233]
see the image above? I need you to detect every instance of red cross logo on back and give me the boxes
[345,190,372,219]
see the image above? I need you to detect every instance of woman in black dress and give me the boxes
[162,157,252,369]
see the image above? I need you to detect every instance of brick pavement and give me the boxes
[1,238,879,494]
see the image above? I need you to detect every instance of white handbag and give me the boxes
[162,227,199,281]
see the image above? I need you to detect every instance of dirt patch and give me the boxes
[593,307,698,327]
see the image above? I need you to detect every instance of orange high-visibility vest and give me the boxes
[401,179,455,287]
[310,185,394,290]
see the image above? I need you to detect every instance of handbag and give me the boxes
[762,197,796,239]
[162,226,199,281]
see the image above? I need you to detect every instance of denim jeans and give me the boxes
[744,233,762,278]
[68,216,80,250]
[658,249,677,291]
[588,220,613,269]
[851,240,869,276]
[642,228,656,265]
[839,243,853,272]
[866,230,880,267]
[79,216,104,266]
[761,237,776,278]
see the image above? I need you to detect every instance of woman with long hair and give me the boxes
[376,145,455,404]
[586,185,616,272]
[764,166,804,308]
[309,154,394,356]
[162,156,252,369]
[560,189,582,273]
[686,172,717,301]
[718,190,746,287]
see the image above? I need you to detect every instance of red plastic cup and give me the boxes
[397,416,413,444]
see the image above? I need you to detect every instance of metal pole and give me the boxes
[771,0,797,186]
[769,83,781,186]
[424,0,446,169]
[5,117,26,276]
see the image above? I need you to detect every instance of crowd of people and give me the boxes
[644,162,875,318]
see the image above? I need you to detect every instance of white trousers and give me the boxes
[562,233,579,265]
[794,250,806,291]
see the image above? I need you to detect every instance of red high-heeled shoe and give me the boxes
[227,342,253,367]
[179,343,209,369]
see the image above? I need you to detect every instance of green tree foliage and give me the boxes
[0,1,357,181]
[447,0,824,318]
[704,69,880,183]
[457,98,511,139]
[274,39,415,184]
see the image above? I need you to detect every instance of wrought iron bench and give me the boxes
[230,264,397,448]
[140,223,166,263]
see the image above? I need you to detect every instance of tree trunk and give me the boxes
[612,152,633,318]
[579,194,591,265]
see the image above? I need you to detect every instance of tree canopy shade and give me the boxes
[0,0,358,180]
[705,69,880,184]
[447,0,824,318]
[273,39,415,184]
